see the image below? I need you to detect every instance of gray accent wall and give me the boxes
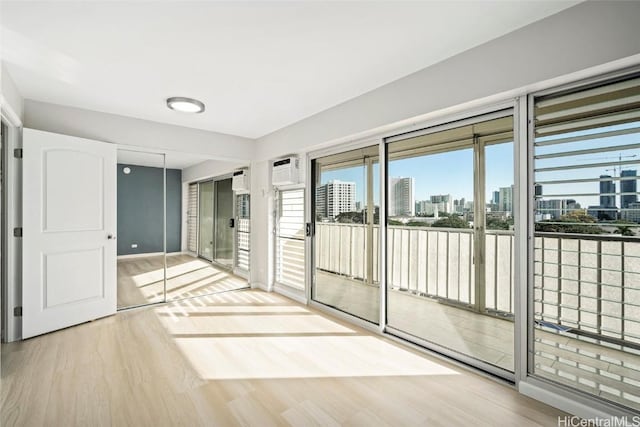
[117,164,182,255]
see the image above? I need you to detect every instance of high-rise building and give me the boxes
[622,201,640,223]
[430,194,453,213]
[415,200,435,216]
[454,198,467,214]
[600,175,616,208]
[590,175,618,220]
[536,199,581,219]
[315,180,356,220]
[389,177,415,216]
[621,170,637,209]
[492,191,500,205]
[498,186,513,214]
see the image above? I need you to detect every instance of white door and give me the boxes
[22,129,117,338]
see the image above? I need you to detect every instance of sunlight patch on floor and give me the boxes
[156,291,460,380]
[174,335,459,380]
[131,259,219,288]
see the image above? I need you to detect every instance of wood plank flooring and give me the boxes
[1,289,565,426]
[117,254,248,309]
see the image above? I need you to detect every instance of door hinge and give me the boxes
[14,306,22,317]
[13,227,22,237]
[13,148,23,159]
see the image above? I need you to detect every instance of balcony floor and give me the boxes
[315,271,514,371]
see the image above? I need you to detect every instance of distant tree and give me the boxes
[612,220,636,236]
[406,221,429,227]
[335,211,363,224]
[536,209,602,234]
[431,216,470,229]
[486,217,511,230]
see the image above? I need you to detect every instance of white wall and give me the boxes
[1,64,23,122]
[249,160,273,290]
[249,1,640,294]
[24,100,256,162]
[256,1,640,160]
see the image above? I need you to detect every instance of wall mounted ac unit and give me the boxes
[272,156,299,186]
[232,168,250,193]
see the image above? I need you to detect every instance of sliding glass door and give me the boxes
[385,114,515,375]
[214,178,234,267]
[531,75,640,411]
[198,178,235,268]
[311,145,380,323]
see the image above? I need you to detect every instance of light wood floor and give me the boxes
[1,288,565,426]
[117,254,248,309]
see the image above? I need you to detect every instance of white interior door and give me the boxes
[22,129,117,338]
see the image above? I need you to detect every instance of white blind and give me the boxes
[236,194,250,272]
[276,189,305,289]
[187,183,198,252]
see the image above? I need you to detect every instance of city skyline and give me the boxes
[319,142,514,209]
[318,123,640,221]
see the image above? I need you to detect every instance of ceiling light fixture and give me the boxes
[166,97,205,113]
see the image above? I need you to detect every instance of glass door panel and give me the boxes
[116,150,166,309]
[385,115,515,374]
[532,76,640,412]
[312,145,380,324]
[198,180,214,261]
[214,178,234,267]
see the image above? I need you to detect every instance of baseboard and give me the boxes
[251,281,269,291]
[117,251,187,260]
[233,268,249,280]
[518,379,633,423]
[273,283,307,304]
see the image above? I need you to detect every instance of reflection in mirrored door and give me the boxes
[312,145,380,323]
[385,114,515,375]
[214,178,234,267]
[116,150,166,309]
[170,176,248,301]
[198,180,214,261]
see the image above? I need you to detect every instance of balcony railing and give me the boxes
[534,232,640,346]
[315,222,640,347]
[315,223,514,315]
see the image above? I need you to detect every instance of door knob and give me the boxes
[107,234,116,240]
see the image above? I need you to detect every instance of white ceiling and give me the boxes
[1,1,578,139]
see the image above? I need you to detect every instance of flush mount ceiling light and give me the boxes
[166,97,205,113]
